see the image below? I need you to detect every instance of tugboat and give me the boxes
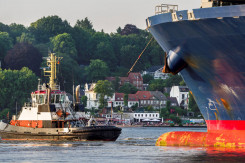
[0,53,121,141]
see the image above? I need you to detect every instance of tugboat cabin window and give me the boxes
[60,95,65,103]
[55,95,60,103]
[51,95,55,103]
[36,95,46,104]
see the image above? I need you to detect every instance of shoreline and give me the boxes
[116,125,207,128]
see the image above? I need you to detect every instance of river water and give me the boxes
[1,127,245,162]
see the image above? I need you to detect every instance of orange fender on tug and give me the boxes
[10,120,43,128]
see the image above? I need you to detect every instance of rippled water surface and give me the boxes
[1,127,245,162]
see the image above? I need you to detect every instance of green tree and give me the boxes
[169,114,181,124]
[146,106,154,111]
[75,17,95,32]
[71,26,92,64]
[143,74,154,84]
[0,32,13,62]
[119,83,138,94]
[81,96,88,108]
[131,103,138,111]
[9,23,27,43]
[112,77,120,92]
[188,93,200,115]
[160,107,170,118]
[94,80,114,109]
[164,74,184,87]
[111,67,128,77]
[17,32,36,44]
[116,27,122,34]
[174,106,185,116]
[160,101,171,118]
[179,80,186,86]
[50,33,77,59]
[123,94,128,107]
[147,79,165,92]
[0,22,10,33]
[29,15,72,42]
[147,40,164,65]
[0,67,38,113]
[0,108,10,120]
[85,59,109,81]
[119,45,138,68]
[94,41,117,70]
[57,54,82,93]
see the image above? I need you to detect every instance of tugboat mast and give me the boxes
[43,53,62,90]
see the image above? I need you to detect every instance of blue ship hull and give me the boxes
[147,5,245,131]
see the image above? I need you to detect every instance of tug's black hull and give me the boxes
[0,123,121,141]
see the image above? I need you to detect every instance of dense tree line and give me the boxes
[0,15,165,114]
[0,15,164,80]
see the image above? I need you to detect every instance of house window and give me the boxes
[138,114,140,117]
[141,101,143,104]
[156,114,159,118]
[116,102,118,105]
[135,114,137,117]
[149,114,151,117]
[146,114,147,117]
[182,94,185,99]
[153,114,154,117]
[141,114,143,117]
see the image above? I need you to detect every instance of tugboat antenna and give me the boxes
[43,53,62,90]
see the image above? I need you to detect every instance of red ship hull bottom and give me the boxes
[156,120,245,147]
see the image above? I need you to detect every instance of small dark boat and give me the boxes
[0,53,121,141]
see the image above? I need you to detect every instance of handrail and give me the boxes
[155,4,178,15]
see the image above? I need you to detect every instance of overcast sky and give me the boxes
[0,0,201,33]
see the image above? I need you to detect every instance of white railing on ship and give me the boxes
[38,85,43,90]
[53,85,60,90]
[37,84,60,91]
[155,4,178,15]
[24,102,32,107]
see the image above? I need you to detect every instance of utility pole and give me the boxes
[111,101,113,125]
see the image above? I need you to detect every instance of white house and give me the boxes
[84,83,99,109]
[123,112,160,122]
[108,93,124,108]
[170,86,189,109]
[128,94,139,108]
[142,65,169,80]
[108,93,139,108]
